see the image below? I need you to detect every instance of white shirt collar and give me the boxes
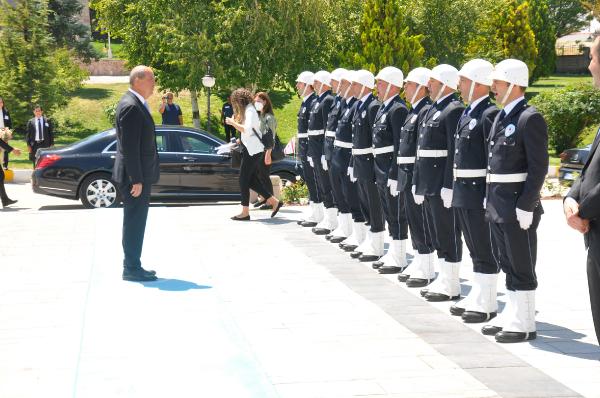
[502,95,525,116]
[411,97,426,108]
[302,92,314,102]
[128,88,146,105]
[359,92,372,104]
[434,92,453,105]
[468,95,488,114]
[383,94,398,107]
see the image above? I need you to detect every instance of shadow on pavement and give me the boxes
[139,278,212,292]
[532,321,600,360]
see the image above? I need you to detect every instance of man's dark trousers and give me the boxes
[120,182,151,269]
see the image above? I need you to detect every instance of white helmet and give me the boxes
[489,59,529,87]
[353,69,375,89]
[314,70,332,86]
[404,67,431,86]
[430,64,459,90]
[341,70,355,83]
[375,66,404,88]
[330,68,348,82]
[296,71,314,85]
[459,59,493,86]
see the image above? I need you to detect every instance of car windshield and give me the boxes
[62,129,116,151]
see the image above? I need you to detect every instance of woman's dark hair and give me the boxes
[255,92,274,116]
[230,88,254,122]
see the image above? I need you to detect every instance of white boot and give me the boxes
[426,261,461,299]
[359,231,385,260]
[314,207,338,233]
[406,252,436,285]
[503,290,536,334]
[482,288,514,335]
[299,201,314,223]
[304,202,319,223]
[465,273,499,314]
[353,230,373,255]
[313,202,325,223]
[342,221,366,248]
[422,258,446,293]
[331,213,352,239]
[376,240,408,271]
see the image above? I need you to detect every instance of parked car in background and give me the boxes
[32,126,301,208]
[559,144,591,183]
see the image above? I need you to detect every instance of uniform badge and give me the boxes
[505,124,516,137]
[45,122,49,127]
[468,119,477,130]
[411,115,418,124]
[381,114,387,123]
[361,110,367,119]
[344,109,350,117]
[302,107,306,114]
[433,111,441,121]
[3,115,8,120]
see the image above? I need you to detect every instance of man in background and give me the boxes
[159,92,183,125]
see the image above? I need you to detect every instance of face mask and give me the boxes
[255,102,264,112]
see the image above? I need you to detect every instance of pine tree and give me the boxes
[48,0,98,61]
[527,0,557,82]
[352,0,425,73]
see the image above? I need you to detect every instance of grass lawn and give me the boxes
[91,41,127,60]
[527,74,592,98]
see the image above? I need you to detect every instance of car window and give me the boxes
[105,132,168,153]
[178,133,217,154]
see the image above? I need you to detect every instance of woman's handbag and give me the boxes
[270,134,285,162]
[231,144,243,169]
[253,127,285,162]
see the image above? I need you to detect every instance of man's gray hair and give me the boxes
[129,65,151,85]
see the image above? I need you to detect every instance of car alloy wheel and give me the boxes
[85,178,118,208]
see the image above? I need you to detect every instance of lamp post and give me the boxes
[201,63,215,134]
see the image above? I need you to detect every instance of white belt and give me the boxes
[308,129,325,136]
[373,145,395,155]
[486,172,528,183]
[297,133,308,139]
[454,169,487,178]
[418,149,448,158]
[352,147,373,155]
[397,156,416,164]
[334,140,353,149]
[325,130,336,138]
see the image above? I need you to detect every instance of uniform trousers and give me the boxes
[299,139,320,203]
[489,207,541,291]
[376,181,408,240]
[586,228,600,345]
[312,157,335,208]
[239,149,273,207]
[330,159,364,222]
[358,179,385,233]
[456,208,498,274]
[402,182,435,254]
[118,181,151,269]
[424,195,462,262]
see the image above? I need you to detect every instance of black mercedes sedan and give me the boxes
[559,144,591,183]
[32,126,301,208]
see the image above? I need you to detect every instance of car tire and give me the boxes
[79,173,121,209]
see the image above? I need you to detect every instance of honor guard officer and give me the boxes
[481,59,548,343]
[295,72,322,226]
[348,70,385,262]
[410,64,464,293]
[397,68,437,283]
[331,71,369,250]
[370,67,410,273]
[449,59,501,323]
[309,71,338,235]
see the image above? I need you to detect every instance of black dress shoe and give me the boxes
[297,220,305,225]
[312,227,331,235]
[330,236,346,243]
[462,311,497,323]
[301,221,318,227]
[495,330,536,343]
[325,234,333,240]
[420,288,429,297]
[359,254,379,262]
[343,244,358,252]
[397,273,410,282]
[271,202,283,218]
[481,325,503,336]
[2,198,17,207]
[371,260,384,269]
[425,292,460,302]
[406,278,432,288]
[231,215,250,221]
[378,265,403,274]
[449,305,465,316]
[350,251,362,258]
[123,268,158,282]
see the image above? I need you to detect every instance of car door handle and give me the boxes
[182,156,196,161]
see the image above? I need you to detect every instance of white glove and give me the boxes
[440,188,453,208]
[412,185,424,205]
[347,167,357,182]
[388,179,398,197]
[321,155,328,171]
[307,156,314,168]
[483,197,487,209]
[516,208,533,230]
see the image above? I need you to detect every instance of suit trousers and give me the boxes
[301,160,320,203]
[456,208,498,274]
[119,181,151,269]
[424,195,462,263]
[330,160,364,222]
[358,179,385,233]
[313,157,334,208]
[239,150,272,206]
[587,228,600,345]
[376,181,408,240]
[489,208,541,291]
[403,183,435,254]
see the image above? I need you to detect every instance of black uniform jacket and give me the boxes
[324,96,344,162]
[413,93,464,195]
[307,90,335,160]
[485,99,548,223]
[351,94,381,181]
[112,91,160,185]
[297,93,317,160]
[452,97,499,209]
[372,95,408,186]
[331,98,358,171]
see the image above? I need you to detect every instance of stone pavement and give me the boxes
[0,183,599,398]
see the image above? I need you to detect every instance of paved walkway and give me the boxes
[0,184,598,398]
[84,76,129,84]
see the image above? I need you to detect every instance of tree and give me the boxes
[0,0,87,129]
[547,0,589,37]
[528,0,557,81]
[351,0,426,73]
[47,0,99,62]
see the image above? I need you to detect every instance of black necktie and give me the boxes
[38,118,43,141]
[498,109,506,121]
[460,106,471,124]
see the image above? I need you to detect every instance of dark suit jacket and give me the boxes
[25,117,54,148]
[350,94,382,181]
[1,107,12,129]
[112,91,160,185]
[567,128,600,247]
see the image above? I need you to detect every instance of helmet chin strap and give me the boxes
[343,84,352,99]
[501,83,515,106]
[300,85,309,98]
[357,86,368,100]
[468,81,475,103]
[382,82,391,101]
[410,84,422,105]
[434,84,447,102]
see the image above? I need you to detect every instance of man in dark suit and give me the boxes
[565,36,600,345]
[113,65,160,282]
[25,105,54,168]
